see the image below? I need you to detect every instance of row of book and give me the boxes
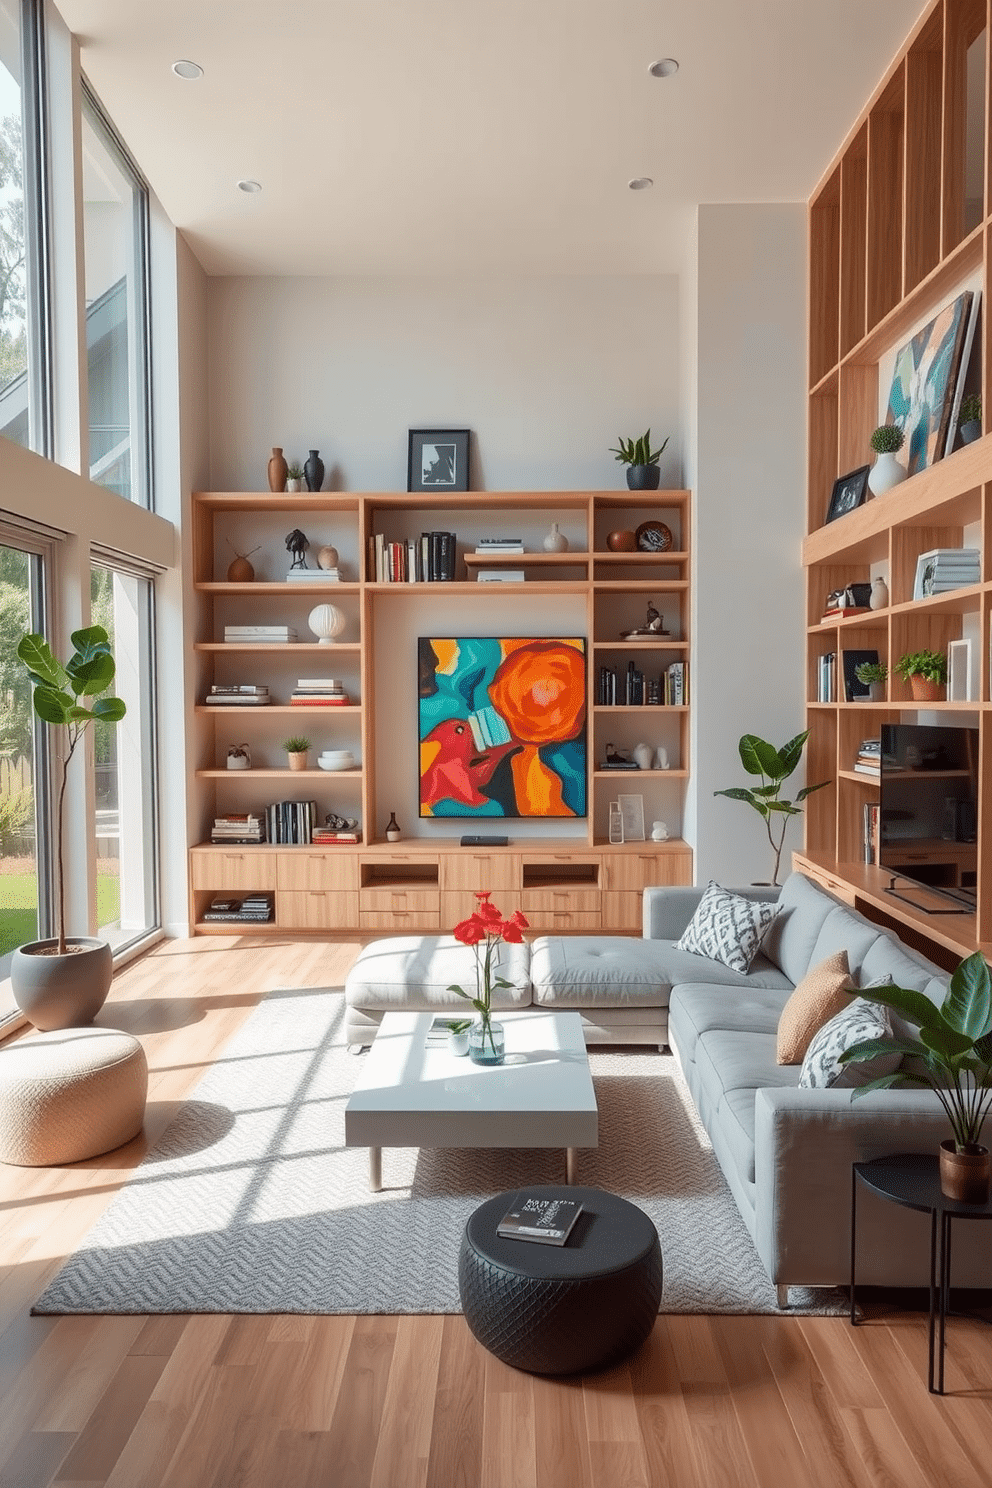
[816,649,879,704]
[369,531,457,582]
[596,661,687,706]
[211,806,362,845]
[863,802,881,865]
[912,547,980,600]
[203,893,275,923]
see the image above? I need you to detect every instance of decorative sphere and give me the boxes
[607,530,637,552]
[317,545,339,570]
[308,603,345,645]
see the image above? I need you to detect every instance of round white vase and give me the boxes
[543,522,569,553]
[308,603,345,644]
[868,452,907,497]
[869,575,889,610]
[633,742,653,770]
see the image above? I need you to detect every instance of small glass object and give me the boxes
[609,801,624,844]
[469,1017,505,1065]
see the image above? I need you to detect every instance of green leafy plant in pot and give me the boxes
[714,731,829,886]
[894,649,947,703]
[12,628,126,1029]
[839,950,992,1202]
[867,423,906,496]
[609,429,669,491]
[958,392,982,445]
[854,659,888,701]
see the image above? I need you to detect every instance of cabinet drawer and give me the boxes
[277,891,359,929]
[600,891,644,931]
[522,909,601,931]
[520,889,600,913]
[439,853,519,892]
[190,852,278,891]
[604,850,691,891]
[360,889,441,912]
[360,909,441,931]
[277,853,359,891]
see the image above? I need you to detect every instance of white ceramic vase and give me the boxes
[633,742,653,770]
[868,452,906,497]
[543,522,569,553]
[308,603,345,644]
[869,575,889,610]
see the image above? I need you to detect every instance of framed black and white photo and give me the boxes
[408,429,471,493]
[825,465,870,525]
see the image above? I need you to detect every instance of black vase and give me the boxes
[626,464,661,490]
[304,449,325,492]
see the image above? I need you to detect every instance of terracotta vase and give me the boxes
[909,673,945,703]
[227,554,255,582]
[267,447,288,492]
[939,1139,991,1204]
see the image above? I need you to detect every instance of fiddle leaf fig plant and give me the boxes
[714,731,829,886]
[16,627,126,954]
[609,429,669,467]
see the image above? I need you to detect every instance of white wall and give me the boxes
[693,204,808,885]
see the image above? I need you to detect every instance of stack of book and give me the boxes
[286,566,335,583]
[913,547,981,599]
[853,738,881,776]
[370,531,457,582]
[224,625,296,644]
[820,601,869,622]
[202,893,275,923]
[205,684,270,707]
[290,678,351,706]
[474,537,524,554]
[862,802,881,865]
[817,652,837,702]
[477,568,525,583]
[211,812,265,844]
[311,823,361,844]
[265,799,318,844]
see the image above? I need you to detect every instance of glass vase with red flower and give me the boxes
[448,891,529,1067]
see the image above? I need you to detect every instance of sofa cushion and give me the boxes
[807,906,885,983]
[799,996,899,1089]
[760,872,839,984]
[694,1029,802,1185]
[668,982,792,1067]
[675,881,780,975]
[530,937,790,1009]
[345,935,531,1010]
[775,950,851,1064]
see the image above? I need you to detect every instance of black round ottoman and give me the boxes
[458,1185,662,1375]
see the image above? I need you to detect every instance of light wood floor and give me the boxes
[0,936,989,1488]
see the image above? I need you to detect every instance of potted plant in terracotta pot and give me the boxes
[839,950,992,1202]
[282,735,311,771]
[854,659,888,702]
[958,393,982,445]
[867,423,907,496]
[11,627,126,1029]
[894,649,947,702]
[609,429,669,491]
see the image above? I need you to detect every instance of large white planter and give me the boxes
[868,451,907,497]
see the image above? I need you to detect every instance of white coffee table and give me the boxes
[345,1009,598,1191]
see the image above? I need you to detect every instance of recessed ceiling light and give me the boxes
[648,58,679,78]
[171,59,203,80]
[628,177,653,191]
[237,179,262,194]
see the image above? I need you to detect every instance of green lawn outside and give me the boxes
[0,871,120,958]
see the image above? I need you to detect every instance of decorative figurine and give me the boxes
[285,528,309,569]
[655,746,670,770]
[226,743,251,770]
[651,820,669,841]
[620,599,669,639]
[633,742,653,770]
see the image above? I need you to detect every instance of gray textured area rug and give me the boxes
[34,987,843,1317]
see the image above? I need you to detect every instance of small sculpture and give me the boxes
[651,820,669,841]
[226,743,251,770]
[655,746,669,771]
[285,528,309,570]
[620,599,669,640]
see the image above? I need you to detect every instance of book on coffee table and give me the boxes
[496,1193,583,1246]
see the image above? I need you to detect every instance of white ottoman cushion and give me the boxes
[345,935,532,1012]
[530,937,678,1008]
[0,1027,147,1166]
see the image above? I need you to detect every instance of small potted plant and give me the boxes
[282,735,311,771]
[894,649,947,703]
[958,393,982,445]
[867,423,906,496]
[854,659,888,702]
[286,462,304,494]
[609,429,669,491]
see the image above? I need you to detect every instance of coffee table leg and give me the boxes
[369,1147,382,1192]
[566,1148,578,1185]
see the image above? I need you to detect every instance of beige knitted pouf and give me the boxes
[0,1027,147,1166]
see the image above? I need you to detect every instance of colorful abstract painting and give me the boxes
[883,290,973,476]
[418,637,587,818]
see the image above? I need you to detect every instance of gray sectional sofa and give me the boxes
[345,869,984,1301]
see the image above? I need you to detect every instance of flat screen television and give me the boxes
[418,636,587,818]
[879,722,978,913]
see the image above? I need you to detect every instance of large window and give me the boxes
[0,533,49,975]
[0,1,29,448]
[82,91,150,506]
[90,558,157,950]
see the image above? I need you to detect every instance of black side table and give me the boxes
[851,1153,992,1394]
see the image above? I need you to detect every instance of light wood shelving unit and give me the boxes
[800,0,992,963]
[189,489,693,935]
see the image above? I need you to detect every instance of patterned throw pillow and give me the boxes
[675,881,780,976]
[799,996,899,1089]
[776,949,851,1064]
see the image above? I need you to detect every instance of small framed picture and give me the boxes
[617,793,645,843]
[408,429,471,493]
[947,638,975,702]
[825,466,870,524]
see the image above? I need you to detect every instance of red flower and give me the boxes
[453,915,485,945]
[500,920,523,943]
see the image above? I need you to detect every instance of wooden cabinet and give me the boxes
[189,490,694,934]
[803,0,992,959]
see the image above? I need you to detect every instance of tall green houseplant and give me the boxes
[17,627,126,954]
[714,731,829,886]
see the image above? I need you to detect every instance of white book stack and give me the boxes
[913,548,981,600]
[286,568,339,581]
[224,625,297,642]
[477,569,526,582]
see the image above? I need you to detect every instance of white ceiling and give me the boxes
[56,0,928,277]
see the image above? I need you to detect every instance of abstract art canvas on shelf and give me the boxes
[883,290,973,476]
[418,636,587,818]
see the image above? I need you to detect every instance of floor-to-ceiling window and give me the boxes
[82,90,150,506]
[0,0,30,447]
[90,556,157,950]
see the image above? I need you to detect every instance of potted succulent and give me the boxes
[894,649,947,703]
[958,393,982,445]
[854,659,888,702]
[867,423,907,497]
[840,950,992,1202]
[609,429,669,491]
[11,627,126,1029]
[714,731,829,886]
[282,735,311,771]
[286,462,305,494]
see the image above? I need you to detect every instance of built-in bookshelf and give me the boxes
[800,0,992,962]
[189,489,693,934]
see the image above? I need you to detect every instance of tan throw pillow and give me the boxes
[776,949,851,1065]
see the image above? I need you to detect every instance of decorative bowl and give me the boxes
[318,753,355,771]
